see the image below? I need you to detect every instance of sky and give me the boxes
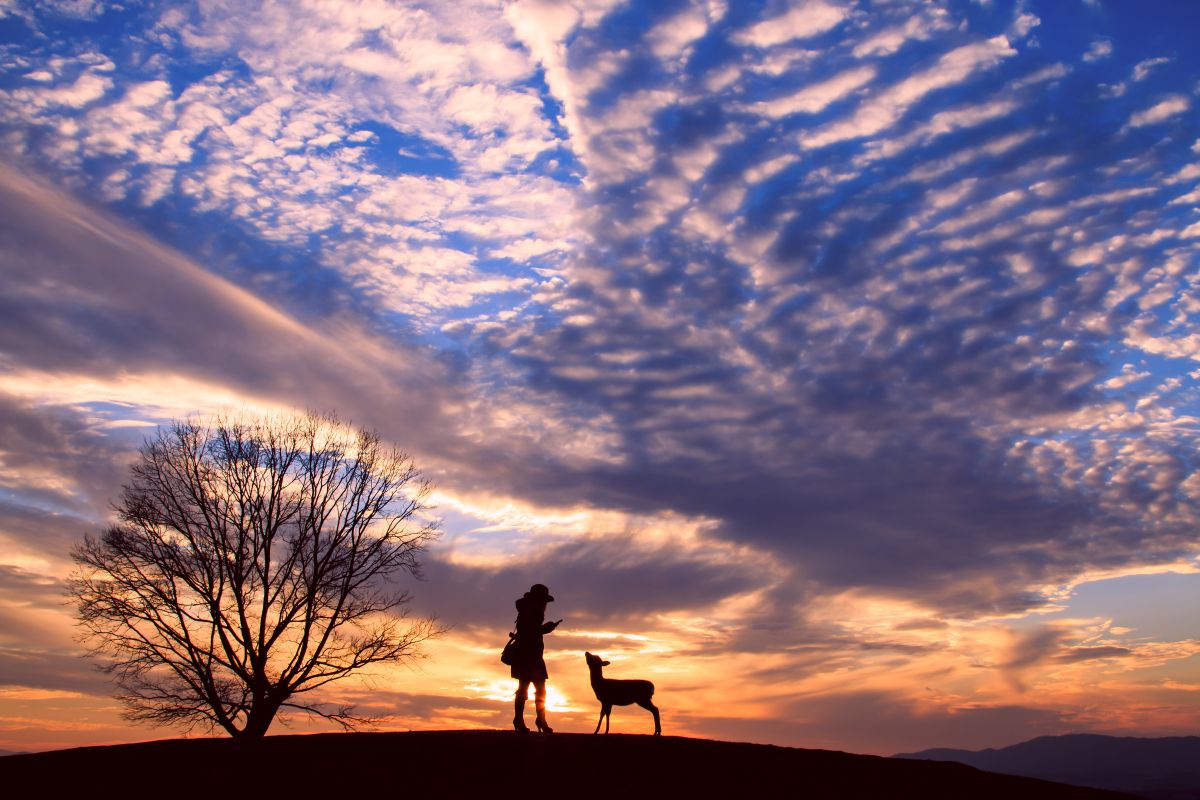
[0,0,1198,756]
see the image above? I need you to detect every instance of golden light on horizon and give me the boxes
[466,679,583,715]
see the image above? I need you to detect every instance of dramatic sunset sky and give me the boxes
[2,0,1199,755]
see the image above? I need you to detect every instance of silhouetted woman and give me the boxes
[511,583,562,732]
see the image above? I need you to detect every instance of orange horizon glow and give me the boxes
[4,559,1198,755]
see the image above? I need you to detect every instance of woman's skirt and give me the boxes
[510,640,548,682]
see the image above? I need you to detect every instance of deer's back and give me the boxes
[595,677,655,705]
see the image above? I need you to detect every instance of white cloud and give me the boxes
[179,0,546,170]
[749,65,875,118]
[930,188,1025,236]
[852,10,952,58]
[581,88,679,185]
[9,67,110,110]
[0,0,592,329]
[1126,95,1190,129]
[645,4,709,62]
[1132,56,1171,82]
[732,0,847,48]
[801,36,1016,149]
[860,97,1018,162]
[1083,39,1112,62]
[1168,186,1200,205]
[903,129,1037,185]
[1010,11,1040,40]
[1009,63,1070,90]
[505,0,627,163]
[1101,366,1149,390]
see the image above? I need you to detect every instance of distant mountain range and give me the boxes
[896,734,1200,800]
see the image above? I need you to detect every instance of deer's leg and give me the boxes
[637,699,661,735]
[594,704,605,734]
[604,703,612,734]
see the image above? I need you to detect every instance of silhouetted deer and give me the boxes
[585,651,661,735]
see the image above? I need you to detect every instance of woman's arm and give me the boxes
[541,619,562,634]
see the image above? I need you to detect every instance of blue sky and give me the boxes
[0,0,1198,753]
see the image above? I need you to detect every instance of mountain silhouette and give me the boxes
[0,730,1137,798]
[895,733,1200,800]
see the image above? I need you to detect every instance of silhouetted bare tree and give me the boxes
[69,411,441,738]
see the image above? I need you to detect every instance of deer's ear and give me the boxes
[602,660,610,666]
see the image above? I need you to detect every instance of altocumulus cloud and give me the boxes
[1,0,1199,749]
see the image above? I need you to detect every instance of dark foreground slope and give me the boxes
[0,730,1139,799]
[897,734,1200,800]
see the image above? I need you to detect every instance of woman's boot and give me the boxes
[534,695,553,733]
[513,694,530,732]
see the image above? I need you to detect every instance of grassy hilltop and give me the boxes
[0,730,1138,799]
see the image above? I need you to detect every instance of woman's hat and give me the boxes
[526,583,554,602]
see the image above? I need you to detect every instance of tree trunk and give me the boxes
[238,701,280,738]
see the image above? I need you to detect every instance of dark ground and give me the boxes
[0,730,1142,798]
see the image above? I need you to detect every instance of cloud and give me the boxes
[1125,94,1190,129]
[645,3,711,62]
[1000,626,1067,679]
[731,1,847,48]
[1010,11,1040,40]
[748,65,876,118]
[859,97,1020,163]
[414,532,765,631]
[852,9,952,58]
[800,36,1016,149]
[0,163,476,473]
[0,648,114,697]
[1132,56,1172,82]
[1083,38,1112,62]
[1056,645,1132,663]
[8,66,111,111]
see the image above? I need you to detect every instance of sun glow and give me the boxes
[466,679,583,714]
